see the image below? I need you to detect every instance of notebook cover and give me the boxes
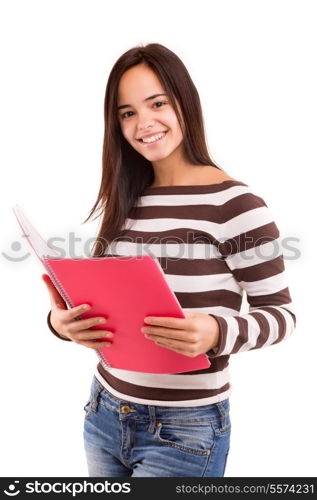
[12,204,211,373]
[43,255,211,373]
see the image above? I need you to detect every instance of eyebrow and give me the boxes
[117,93,168,111]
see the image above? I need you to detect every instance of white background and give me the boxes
[0,0,315,477]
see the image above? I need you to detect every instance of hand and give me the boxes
[41,274,113,349]
[141,311,220,357]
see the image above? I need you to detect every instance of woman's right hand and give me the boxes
[42,274,113,349]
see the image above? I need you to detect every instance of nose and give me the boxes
[136,109,156,132]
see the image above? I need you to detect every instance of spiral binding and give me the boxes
[43,259,74,310]
[43,258,111,369]
[95,349,111,371]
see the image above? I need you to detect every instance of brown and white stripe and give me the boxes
[94,179,296,407]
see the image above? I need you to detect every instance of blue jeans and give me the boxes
[83,375,231,477]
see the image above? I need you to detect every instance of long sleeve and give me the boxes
[206,189,296,358]
[47,310,72,341]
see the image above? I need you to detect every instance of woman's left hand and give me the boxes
[141,311,220,357]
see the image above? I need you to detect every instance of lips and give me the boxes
[138,131,168,146]
[137,130,168,142]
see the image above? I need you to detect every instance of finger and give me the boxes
[69,328,113,347]
[69,316,107,331]
[68,303,93,321]
[183,311,196,319]
[72,329,114,342]
[142,326,195,342]
[68,315,108,334]
[145,332,193,349]
[144,315,191,329]
[78,339,113,349]
[41,274,67,309]
[153,339,193,356]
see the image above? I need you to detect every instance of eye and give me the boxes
[153,100,167,109]
[120,101,168,119]
[121,111,134,119]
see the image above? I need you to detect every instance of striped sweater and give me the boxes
[92,179,296,406]
[48,179,296,406]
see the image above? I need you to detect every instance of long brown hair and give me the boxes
[83,43,223,257]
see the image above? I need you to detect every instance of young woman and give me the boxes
[42,43,296,477]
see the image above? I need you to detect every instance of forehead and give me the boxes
[117,65,165,102]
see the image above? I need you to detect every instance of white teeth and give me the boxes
[141,132,166,143]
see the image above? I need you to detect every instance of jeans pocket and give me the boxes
[83,399,93,420]
[211,400,231,436]
[154,421,214,456]
[83,376,104,420]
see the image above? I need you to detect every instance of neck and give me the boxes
[150,163,224,187]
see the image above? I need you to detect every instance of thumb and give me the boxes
[41,274,67,310]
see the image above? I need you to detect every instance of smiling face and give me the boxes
[117,64,185,165]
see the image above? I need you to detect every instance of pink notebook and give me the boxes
[12,204,211,373]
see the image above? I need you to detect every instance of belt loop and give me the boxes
[216,401,226,428]
[148,406,156,434]
[91,383,103,413]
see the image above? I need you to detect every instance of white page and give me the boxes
[12,204,59,260]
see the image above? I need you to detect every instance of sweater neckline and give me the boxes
[142,179,248,195]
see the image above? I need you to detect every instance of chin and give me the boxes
[144,153,169,162]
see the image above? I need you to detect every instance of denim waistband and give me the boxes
[88,374,230,423]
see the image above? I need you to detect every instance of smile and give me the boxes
[138,131,168,145]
